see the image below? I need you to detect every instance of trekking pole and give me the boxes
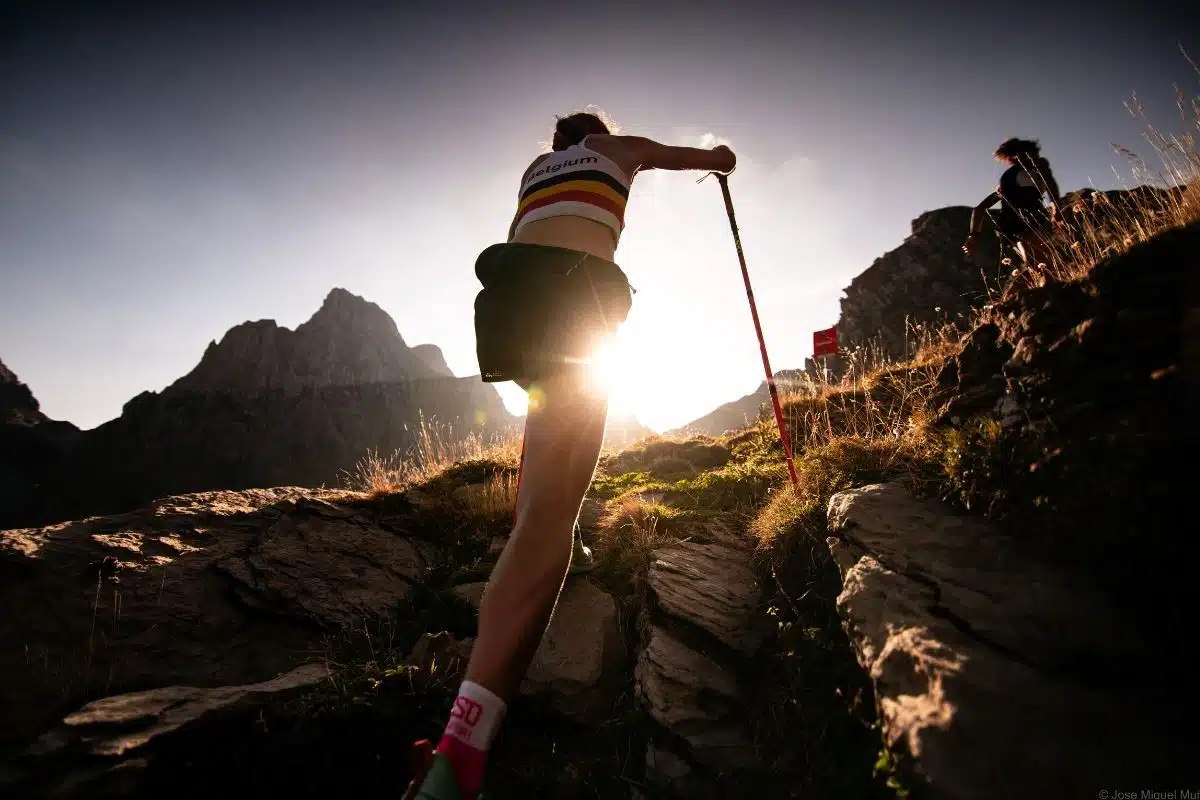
[513,424,526,525]
[706,172,800,488]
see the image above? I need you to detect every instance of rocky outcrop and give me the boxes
[832,206,1000,369]
[818,220,1200,795]
[1,664,327,798]
[0,487,433,753]
[13,288,517,527]
[829,186,1185,372]
[0,478,633,797]
[645,538,765,656]
[826,482,1196,796]
[634,520,768,797]
[0,359,81,525]
[935,221,1198,667]
[1,358,48,426]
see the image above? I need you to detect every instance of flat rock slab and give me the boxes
[451,578,623,721]
[215,507,425,626]
[2,664,326,798]
[827,482,1140,668]
[634,627,753,773]
[826,482,1193,798]
[647,536,764,655]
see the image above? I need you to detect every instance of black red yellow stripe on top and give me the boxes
[512,144,632,239]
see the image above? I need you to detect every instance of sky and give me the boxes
[1,0,1195,432]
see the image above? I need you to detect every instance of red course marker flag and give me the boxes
[813,326,839,357]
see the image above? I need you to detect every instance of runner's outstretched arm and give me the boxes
[619,136,736,174]
[969,191,1000,235]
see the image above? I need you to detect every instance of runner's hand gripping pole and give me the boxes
[705,171,800,488]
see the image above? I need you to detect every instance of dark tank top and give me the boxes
[997,161,1049,233]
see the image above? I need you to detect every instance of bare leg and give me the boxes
[465,369,609,699]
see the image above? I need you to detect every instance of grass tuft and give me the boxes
[341,413,522,496]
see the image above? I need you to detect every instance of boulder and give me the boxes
[634,627,752,772]
[646,538,766,655]
[448,578,624,721]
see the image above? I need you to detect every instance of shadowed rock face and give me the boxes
[831,186,1185,371]
[8,288,517,527]
[439,579,625,722]
[827,483,1196,797]
[1,358,47,426]
[1,664,328,797]
[935,221,1198,650]
[635,520,768,797]
[0,360,81,524]
[0,482,633,798]
[824,223,1200,797]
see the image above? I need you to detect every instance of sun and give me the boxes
[588,337,620,391]
[585,331,640,416]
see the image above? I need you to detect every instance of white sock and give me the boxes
[442,680,507,752]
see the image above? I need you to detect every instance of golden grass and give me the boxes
[1037,180,1199,287]
[342,413,523,495]
[780,357,942,455]
[591,491,679,590]
[596,490,677,538]
[1016,53,1200,288]
[453,471,520,523]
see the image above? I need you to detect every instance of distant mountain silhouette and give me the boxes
[603,414,656,450]
[5,289,516,527]
[0,360,81,524]
[668,371,806,438]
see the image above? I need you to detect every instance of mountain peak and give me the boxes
[301,287,405,345]
[411,344,454,378]
[166,288,438,394]
[316,287,377,314]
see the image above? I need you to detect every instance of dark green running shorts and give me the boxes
[473,242,633,387]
